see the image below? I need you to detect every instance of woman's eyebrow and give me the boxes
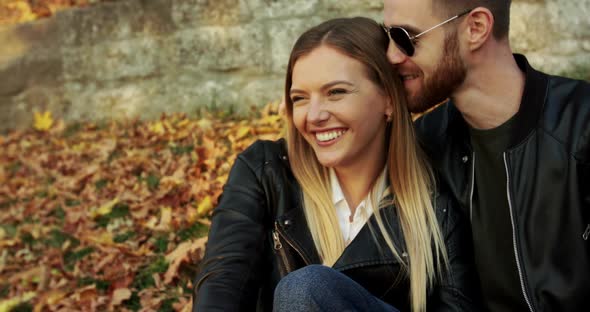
[290,80,355,95]
[321,80,355,90]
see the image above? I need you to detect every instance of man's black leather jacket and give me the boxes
[415,54,590,312]
[193,139,481,311]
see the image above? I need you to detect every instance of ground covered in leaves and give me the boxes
[0,0,117,26]
[0,105,283,311]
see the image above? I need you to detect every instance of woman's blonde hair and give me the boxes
[284,17,448,312]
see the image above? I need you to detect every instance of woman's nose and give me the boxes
[386,41,408,65]
[306,98,330,124]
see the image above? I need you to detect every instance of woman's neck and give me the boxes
[334,158,385,211]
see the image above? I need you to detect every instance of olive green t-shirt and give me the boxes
[469,114,528,312]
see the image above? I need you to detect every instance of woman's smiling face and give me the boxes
[290,45,392,171]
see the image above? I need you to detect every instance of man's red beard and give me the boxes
[407,30,467,114]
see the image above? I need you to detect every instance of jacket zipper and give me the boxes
[469,152,476,222]
[503,153,535,312]
[272,222,292,275]
[583,224,590,241]
[273,221,311,265]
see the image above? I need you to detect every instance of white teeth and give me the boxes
[402,75,418,81]
[315,130,346,142]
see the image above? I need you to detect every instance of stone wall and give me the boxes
[0,0,589,130]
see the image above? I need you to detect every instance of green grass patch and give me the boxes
[94,179,109,190]
[63,122,82,138]
[50,205,66,221]
[77,276,110,292]
[123,290,141,311]
[95,203,130,227]
[35,190,49,198]
[0,283,9,298]
[11,302,33,312]
[1,224,17,238]
[158,297,179,312]
[0,198,17,209]
[64,247,94,270]
[154,235,169,254]
[107,149,123,163]
[114,231,135,243]
[170,144,194,156]
[146,174,160,191]
[177,223,209,242]
[45,229,79,248]
[132,256,169,290]
[65,199,81,207]
[20,232,36,247]
[7,161,22,176]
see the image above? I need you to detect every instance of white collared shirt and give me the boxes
[330,168,388,245]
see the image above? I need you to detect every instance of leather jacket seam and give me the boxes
[334,259,399,271]
[536,126,589,164]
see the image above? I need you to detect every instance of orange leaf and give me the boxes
[164,237,207,284]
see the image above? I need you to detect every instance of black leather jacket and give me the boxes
[193,139,481,311]
[415,55,590,312]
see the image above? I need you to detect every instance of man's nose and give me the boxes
[386,41,408,65]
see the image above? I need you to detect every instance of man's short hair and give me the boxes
[432,0,511,39]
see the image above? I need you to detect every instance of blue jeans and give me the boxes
[273,264,400,312]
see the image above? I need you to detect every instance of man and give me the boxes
[383,0,590,311]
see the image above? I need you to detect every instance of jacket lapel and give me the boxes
[332,205,405,270]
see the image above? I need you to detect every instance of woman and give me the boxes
[193,17,479,312]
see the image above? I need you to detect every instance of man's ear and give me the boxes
[463,7,494,51]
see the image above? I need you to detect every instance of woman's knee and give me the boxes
[274,265,334,300]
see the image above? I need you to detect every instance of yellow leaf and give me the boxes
[149,121,165,135]
[235,126,251,140]
[34,290,67,312]
[187,207,199,224]
[163,120,176,134]
[71,142,87,152]
[90,197,119,218]
[6,2,36,24]
[197,196,213,216]
[87,232,114,246]
[157,206,172,231]
[0,291,36,312]
[260,115,282,125]
[144,216,159,229]
[197,118,213,132]
[177,118,190,128]
[33,111,54,131]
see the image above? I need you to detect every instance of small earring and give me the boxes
[386,113,392,122]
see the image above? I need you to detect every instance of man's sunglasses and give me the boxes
[382,8,473,57]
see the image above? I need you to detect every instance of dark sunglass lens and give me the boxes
[390,27,414,56]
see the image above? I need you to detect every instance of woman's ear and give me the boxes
[385,103,394,121]
[464,7,494,51]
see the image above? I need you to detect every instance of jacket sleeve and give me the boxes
[193,151,268,312]
[429,195,483,311]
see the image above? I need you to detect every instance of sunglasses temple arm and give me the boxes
[411,8,472,40]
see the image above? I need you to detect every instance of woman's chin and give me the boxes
[315,155,341,169]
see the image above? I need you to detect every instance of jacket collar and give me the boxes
[447,54,549,149]
[508,54,549,147]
